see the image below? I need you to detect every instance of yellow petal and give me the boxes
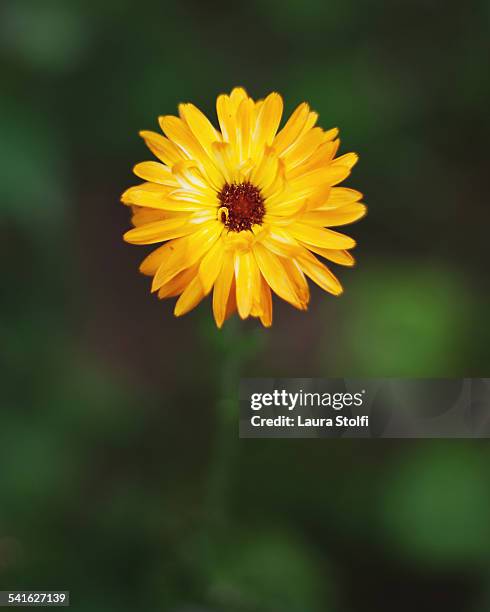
[323,127,339,141]
[251,92,283,159]
[158,264,198,298]
[151,236,188,289]
[250,146,279,191]
[300,203,367,227]
[254,226,302,258]
[199,239,224,294]
[122,182,169,201]
[304,185,332,211]
[306,245,355,267]
[300,110,319,135]
[253,99,264,122]
[222,229,255,252]
[133,161,178,186]
[179,103,221,159]
[258,277,272,327]
[169,188,217,208]
[273,102,310,155]
[216,94,237,146]
[263,197,308,220]
[230,87,249,109]
[253,243,306,310]
[236,97,254,163]
[260,157,286,200]
[131,206,168,227]
[140,243,171,276]
[159,115,203,159]
[250,297,260,316]
[288,165,351,192]
[124,217,194,245]
[171,160,212,192]
[296,249,343,296]
[211,141,237,183]
[234,250,260,319]
[282,127,325,171]
[151,221,222,290]
[139,130,183,166]
[122,184,202,212]
[215,88,248,151]
[159,115,223,189]
[323,187,363,207]
[287,139,339,179]
[267,166,351,211]
[236,157,255,181]
[212,253,235,328]
[174,275,205,317]
[331,152,358,170]
[288,222,356,249]
[224,277,237,323]
[281,258,310,306]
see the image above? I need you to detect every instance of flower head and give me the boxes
[122,87,366,327]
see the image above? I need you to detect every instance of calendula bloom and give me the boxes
[122,87,366,327]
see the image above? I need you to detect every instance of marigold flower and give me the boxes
[122,87,366,327]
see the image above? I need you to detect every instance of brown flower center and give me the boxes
[217,182,265,232]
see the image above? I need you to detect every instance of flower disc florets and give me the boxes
[218,181,265,232]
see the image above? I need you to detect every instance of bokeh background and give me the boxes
[1,0,490,610]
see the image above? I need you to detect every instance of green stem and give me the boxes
[205,318,244,527]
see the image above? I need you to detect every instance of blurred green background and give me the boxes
[1,0,490,610]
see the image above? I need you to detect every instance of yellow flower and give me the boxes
[121,87,366,328]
